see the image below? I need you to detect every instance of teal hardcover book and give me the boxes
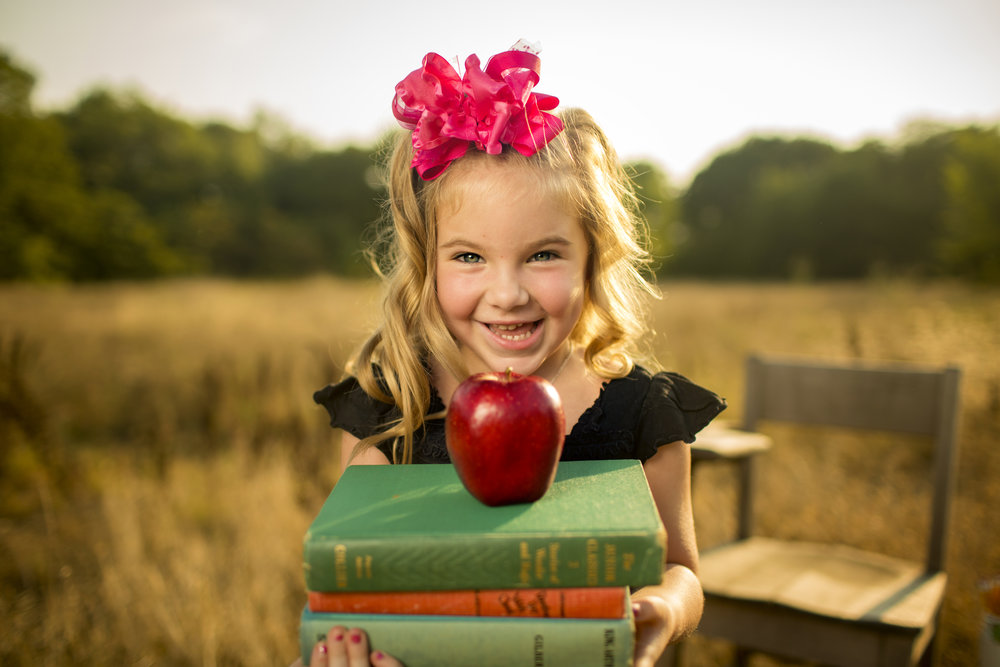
[300,605,635,666]
[303,459,666,592]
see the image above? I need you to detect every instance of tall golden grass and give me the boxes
[1,277,997,666]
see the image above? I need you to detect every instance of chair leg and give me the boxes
[917,637,935,667]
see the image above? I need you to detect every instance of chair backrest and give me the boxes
[741,354,961,573]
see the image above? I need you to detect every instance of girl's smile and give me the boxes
[485,320,541,345]
[434,158,588,379]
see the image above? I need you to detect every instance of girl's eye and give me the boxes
[454,252,482,264]
[529,251,557,262]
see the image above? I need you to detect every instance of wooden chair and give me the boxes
[695,354,961,667]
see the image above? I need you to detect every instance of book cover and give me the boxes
[300,606,635,666]
[302,459,666,592]
[307,585,628,619]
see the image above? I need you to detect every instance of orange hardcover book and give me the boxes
[307,586,629,619]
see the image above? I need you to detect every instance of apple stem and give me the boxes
[505,367,513,381]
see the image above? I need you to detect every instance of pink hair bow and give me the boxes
[392,46,565,180]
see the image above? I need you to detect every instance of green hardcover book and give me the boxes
[300,605,635,666]
[303,459,665,592]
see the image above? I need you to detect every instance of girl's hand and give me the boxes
[301,627,403,667]
[632,597,674,667]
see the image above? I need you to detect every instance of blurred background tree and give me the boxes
[628,160,679,273]
[2,47,998,283]
[938,127,1000,282]
[671,137,839,279]
[0,52,180,280]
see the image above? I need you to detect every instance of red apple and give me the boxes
[446,368,566,506]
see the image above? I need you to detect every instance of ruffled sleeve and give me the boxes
[313,375,399,441]
[634,371,727,461]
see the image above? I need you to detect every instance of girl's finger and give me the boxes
[345,628,371,665]
[308,635,328,667]
[370,649,404,667]
[324,626,350,667]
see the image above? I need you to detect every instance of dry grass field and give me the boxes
[1,277,997,666]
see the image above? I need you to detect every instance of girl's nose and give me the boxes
[487,268,530,310]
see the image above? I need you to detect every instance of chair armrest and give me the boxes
[691,422,772,462]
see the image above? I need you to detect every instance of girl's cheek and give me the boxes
[539,275,585,315]
[437,273,479,315]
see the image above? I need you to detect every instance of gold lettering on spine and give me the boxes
[586,539,599,586]
[534,547,546,581]
[519,541,532,585]
[334,545,348,589]
[604,544,617,583]
[623,552,635,572]
[548,542,560,584]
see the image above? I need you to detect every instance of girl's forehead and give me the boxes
[435,156,575,217]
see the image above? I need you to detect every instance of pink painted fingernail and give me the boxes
[318,644,328,654]
[374,651,385,660]
[332,632,344,642]
[350,631,363,644]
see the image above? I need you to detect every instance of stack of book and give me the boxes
[300,459,666,666]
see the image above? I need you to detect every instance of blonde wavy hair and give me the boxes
[347,108,658,463]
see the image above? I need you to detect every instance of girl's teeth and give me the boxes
[490,323,534,341]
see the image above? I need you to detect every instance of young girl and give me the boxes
[303,42,726,667]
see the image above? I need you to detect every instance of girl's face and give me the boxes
[435,159,588,380]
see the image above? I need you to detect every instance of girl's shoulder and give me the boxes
[563,365,727,462]
[633,365,727,415]
[313,368,400,440]
[313,366,448,462]
[600,365,726,420]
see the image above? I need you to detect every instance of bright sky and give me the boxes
[3,0,999,184]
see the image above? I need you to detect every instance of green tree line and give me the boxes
[2,50,999,283]
[672,127,1000,282]
[1,50,382,281]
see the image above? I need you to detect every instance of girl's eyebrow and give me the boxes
[533,236,572,247]
[437,237,481,251]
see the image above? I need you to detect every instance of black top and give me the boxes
[314,365,727,464]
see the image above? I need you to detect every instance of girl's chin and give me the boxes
[499,360,542,376]
[466,353,544,377]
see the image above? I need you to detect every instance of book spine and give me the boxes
[303,533,663,592]
[307,586,628,619]
[300,608,634,667]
